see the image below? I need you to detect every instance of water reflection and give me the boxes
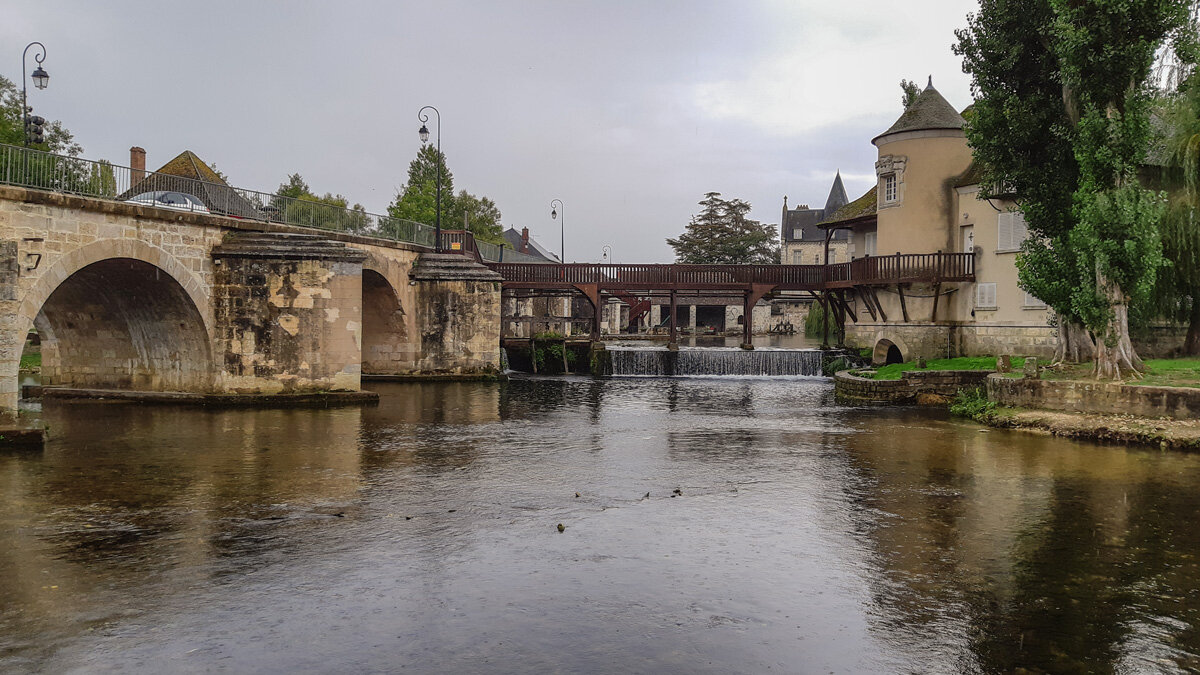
[2,379,1200,672]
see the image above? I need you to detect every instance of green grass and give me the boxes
[869,356,1032,380]
[19,352,40,370]
[1040,357,1200,388]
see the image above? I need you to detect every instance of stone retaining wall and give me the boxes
[987,374,1200,420]
[835,369,994,404]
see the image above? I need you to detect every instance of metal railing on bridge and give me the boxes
[0,142,443,247]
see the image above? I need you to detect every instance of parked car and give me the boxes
[124,191,210,213]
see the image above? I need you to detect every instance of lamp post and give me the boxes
[550,199,564,262]
[21,42,49,148]
[602,245,611,264]
[418,106,442,252]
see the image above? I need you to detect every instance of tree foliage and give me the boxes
[900,79,922,110]
[667,192,779,264]
[272,173,371,234]
[1156,70,1200,354]
[387,144,505,244]
[0,74,80,155]
[955,0,1191,378]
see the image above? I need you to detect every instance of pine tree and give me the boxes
[667,192,779,264]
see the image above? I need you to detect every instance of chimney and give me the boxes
[521,227,530,253]
[130,147,146,184]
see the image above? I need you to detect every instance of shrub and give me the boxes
[804,303,829,339]
[822,355,850,376]
[949,387,997,423]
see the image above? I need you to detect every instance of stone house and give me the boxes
[819,78,1054,363]
[780,173,850,265]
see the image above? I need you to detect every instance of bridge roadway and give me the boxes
[486,252,976,346]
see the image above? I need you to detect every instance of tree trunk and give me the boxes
[1093,272,1144,380]
[1053,320,1095,364]
[1185,301,1200,357]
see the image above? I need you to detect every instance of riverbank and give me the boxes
[982,407,1200,451]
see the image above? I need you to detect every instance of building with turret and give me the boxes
[820,78,1053,362]
[780,173,849,265]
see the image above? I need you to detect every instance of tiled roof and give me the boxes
[819,187,877,227]
[823,171,849,215]
[119,150,262,219]
[873,78,965,145]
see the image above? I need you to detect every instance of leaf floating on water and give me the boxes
[643,492,650,499]
[557,523,565,533]
[575,492,580,498]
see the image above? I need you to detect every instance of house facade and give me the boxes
[821,79,1054,362]
[781,173,850,265]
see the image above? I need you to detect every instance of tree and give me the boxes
[955,0,1191,378]
[0,74,80,156]
[900,79,922,109]
[272,173,371,234]
[388,144,456,227]
[667,192,779,264]
[450,190,503,244]
[1155,72,1200,355]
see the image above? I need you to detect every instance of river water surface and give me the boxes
[3,377,1200,673]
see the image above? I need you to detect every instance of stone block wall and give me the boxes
[957,324,1055,359]
[408,254,502,376]
[987,374,1200,420]
[835,369,994,404]
[212,233,366,394]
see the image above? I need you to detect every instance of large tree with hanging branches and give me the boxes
[956,0,1193,378]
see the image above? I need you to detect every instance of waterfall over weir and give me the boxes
[607,347,824,377]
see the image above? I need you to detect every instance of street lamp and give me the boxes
[21,42,49,148]
[550,199,564,262]
[418,105,442,252]
[602,245,612,263]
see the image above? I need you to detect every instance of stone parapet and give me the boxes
[835,368,994,404]
[987,374,1200,420]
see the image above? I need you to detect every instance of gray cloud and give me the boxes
[3,0,979,262]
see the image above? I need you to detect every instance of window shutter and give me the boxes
[976,283,997,308]
[997,213,1013,250]
[1012,211,1028,247]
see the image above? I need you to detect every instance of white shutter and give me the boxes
[1012,211,1028,247]
[1024,292,1045,308]
[976,283,997,308]
[865,232,877,256]
[997,213,1013,250]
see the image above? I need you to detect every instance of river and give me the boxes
[2,377,1199,673]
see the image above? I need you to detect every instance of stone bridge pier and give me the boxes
[0,186,503,413]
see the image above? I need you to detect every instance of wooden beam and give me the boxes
[930,282,942,323]
[897,284,910,323]
[858,287,877,322]
[868,286,887,322]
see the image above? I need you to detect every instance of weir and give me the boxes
[607,346,823,377]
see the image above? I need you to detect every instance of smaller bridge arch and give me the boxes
[872,332,910,366]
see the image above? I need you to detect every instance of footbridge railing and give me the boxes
[489,252,974,291]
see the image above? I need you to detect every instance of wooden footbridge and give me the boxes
[486,252,975,346]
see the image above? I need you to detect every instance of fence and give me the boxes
[0,142,439,248]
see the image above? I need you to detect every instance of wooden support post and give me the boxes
[930,282,941,323]
[870,286,888,322]
[835,290,857,324]
[897,284,910,323]
[859,288,878,322]
[742,290,754,349]
[530,337,537,373]
[820,292,831,350]
[668,290,678,348]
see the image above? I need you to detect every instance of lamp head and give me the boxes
[419,124,430,143]
[31,66,49,90]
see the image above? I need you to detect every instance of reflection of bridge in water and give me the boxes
[486,253,976,346]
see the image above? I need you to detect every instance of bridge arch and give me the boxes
[361,267,409,374]
[872,332,910,366]
[17,241,215,393]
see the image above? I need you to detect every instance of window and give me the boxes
[961,226,974,253]
[883,174,897,203]
[976,282,997,309]
[793,228,803,240]
[864,232,877,256]
[1024,292,1046,308]
[791,251,803,264]
[828,250,838,264]
[997,211,1028,251]
[813,254,820,264]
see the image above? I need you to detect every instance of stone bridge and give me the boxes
[0,185,502,412]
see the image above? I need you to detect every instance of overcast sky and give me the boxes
[3,0,979,262]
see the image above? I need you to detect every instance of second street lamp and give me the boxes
[550,199,564,263]
[418,105,442,252]
[21,41,49,148]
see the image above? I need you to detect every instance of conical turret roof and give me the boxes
[872,77,965,145]
[823,171,848,215]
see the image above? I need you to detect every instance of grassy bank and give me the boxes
[868,356,1034,380]
[19,351,40,371]
[1042,358,1200,388]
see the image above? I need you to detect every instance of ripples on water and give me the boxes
[2,377,1200,673]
